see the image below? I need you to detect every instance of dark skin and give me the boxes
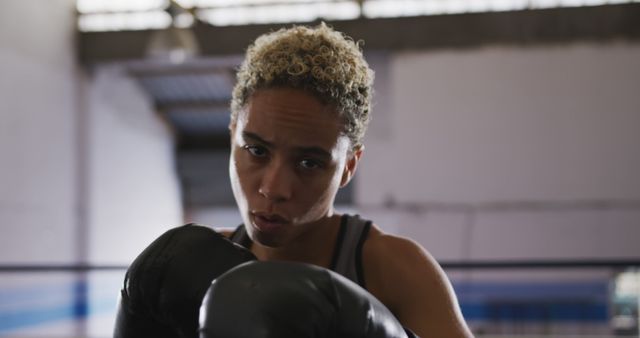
[222,87,473,338]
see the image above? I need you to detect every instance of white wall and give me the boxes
[86,65,183,265]
[359,42,640,262]
[0,1,87,336]
[362,42,640,205]
[0,0,78,264]
[0,0,183,267]
[0,1,183,335]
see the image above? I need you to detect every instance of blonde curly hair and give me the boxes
[230,23,374,148]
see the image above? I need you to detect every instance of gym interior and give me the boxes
[1,0,640,337]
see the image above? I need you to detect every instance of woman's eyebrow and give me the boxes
[294,146,331,160]
[243,131,331,159]
[242,131,273,147]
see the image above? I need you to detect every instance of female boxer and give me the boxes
[115,23,473,338]
[223,23,473,338]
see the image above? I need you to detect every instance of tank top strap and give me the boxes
[329,214,372,289]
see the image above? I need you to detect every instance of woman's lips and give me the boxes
[252,213,289,233]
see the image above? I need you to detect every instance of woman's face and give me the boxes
[229,87,359,248]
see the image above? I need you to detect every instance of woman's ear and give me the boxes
[340,145,364,188]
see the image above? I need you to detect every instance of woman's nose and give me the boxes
[258,162,293,202]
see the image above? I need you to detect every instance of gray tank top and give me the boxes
[229,214,372,289]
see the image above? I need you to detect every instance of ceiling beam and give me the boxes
[78,4,640,64]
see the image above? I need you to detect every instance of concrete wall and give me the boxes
[0,0,183,335]
[0,1,85,336]
[86,65,183,265]
[0,1,183,267]
[362,42,640,205]
[0,0,79,264]
[359,42,640,262]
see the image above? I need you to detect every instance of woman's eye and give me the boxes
[244,145,267,157]
[300,159,322,170]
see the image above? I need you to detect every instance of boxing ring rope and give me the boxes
[1,259,639,272]
[1,260,638,336]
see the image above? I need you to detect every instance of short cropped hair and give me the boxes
[230,23,374,148]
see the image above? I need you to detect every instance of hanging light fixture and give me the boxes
[146,0,200,64]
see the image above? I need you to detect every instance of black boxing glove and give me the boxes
[114,224,256,338]
[198,261,412,338]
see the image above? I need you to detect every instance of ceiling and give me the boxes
[127,58,238,149]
